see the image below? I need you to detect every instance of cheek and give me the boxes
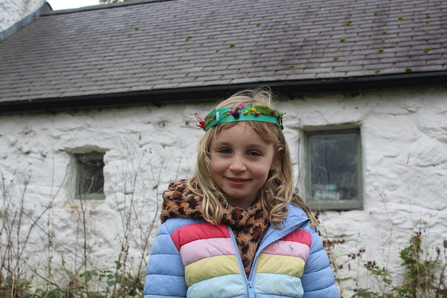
[209,158,223,174]
[255,164,272,180]
[210,166,223,186]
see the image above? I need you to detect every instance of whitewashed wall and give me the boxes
[0,0,45,32]
[0,87,446,296]
[287,88,447,295]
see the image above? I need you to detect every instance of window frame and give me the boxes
[304,128,363,210]
[75,152,105,200]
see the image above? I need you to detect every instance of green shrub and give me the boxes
[352,232,447,298]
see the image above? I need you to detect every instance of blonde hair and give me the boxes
[188,87,318,228]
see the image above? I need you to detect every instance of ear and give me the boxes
[270,147,285,171]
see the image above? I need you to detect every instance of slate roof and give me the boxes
[0,0,446,109]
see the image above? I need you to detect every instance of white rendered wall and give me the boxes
[0,88,446,295]
[0,0,45,32]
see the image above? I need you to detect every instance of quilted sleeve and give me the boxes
[301,227,340,298]
[144,221,187,298]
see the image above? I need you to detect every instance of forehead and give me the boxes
[211,122,272,147]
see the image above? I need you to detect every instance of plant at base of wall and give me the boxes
[351,231,447,298]
[0,146,166,298]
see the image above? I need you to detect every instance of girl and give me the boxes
[144,88,339,298]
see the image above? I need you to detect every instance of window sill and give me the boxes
[75,193,105,200]
[307,200,362,211]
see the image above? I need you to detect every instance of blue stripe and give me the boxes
[187,274,246,298]
[255,273,304,297]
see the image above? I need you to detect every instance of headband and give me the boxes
[195,104,284,131]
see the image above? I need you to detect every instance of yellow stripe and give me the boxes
[185,255,240,287]
[256,254,305,278]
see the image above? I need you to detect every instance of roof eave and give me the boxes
[1,71,446,115]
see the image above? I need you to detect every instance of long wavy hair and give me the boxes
[188,87,318,228]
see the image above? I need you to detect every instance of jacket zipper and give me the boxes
[228,218,310,298]
[249,219,310,295]
[228,227,255,298]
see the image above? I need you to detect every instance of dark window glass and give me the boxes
[307,130,362,210]
[76,152,105,200]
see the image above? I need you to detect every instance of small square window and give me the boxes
[305,129,362,210]
[75,152,105,200]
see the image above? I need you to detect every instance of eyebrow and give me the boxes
[212,141,270,150]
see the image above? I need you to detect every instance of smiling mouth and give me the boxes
[227,177,249,184]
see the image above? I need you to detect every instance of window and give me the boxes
[75,152,105,200]
[305,129,362,210]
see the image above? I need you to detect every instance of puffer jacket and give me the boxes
[144,203,339,298]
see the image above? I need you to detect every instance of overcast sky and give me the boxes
[47,0,100,10]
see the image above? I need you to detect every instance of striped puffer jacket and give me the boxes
[144,204,339,298]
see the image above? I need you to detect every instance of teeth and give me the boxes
[228,178,245,182]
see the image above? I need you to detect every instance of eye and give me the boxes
[218,148,232,154]
[247,151,261,157]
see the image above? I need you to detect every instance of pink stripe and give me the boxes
[180,238,235,266]
[262,240,310,261]
[171,223,230,251]
[282,229,312,246]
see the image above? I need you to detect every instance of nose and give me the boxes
[229,155,246,172]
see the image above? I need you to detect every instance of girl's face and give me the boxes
[209,122,276,209]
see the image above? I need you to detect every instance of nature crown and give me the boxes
[195,104,285,131]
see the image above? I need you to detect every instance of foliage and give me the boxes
[1,262,144,297]
[351,232,447,298]
[318,205,446,298]
[68,260,143,297]
[0,145,162,298]
[0,275,33,298]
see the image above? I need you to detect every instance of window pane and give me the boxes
[309,133,358,202]
[76,153,105,200]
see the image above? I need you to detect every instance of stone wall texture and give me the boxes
[0,0,44,32]
[1,88,446,295]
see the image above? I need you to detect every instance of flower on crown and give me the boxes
[226,104,245,119]
[194,112,205,129]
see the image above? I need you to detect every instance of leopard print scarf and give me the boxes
[161,179,270,277]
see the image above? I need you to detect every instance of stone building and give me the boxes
[1,0,446,296]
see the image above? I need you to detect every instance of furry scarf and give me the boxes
[160,179,270,277]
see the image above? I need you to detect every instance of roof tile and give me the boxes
[0,0,445,102]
